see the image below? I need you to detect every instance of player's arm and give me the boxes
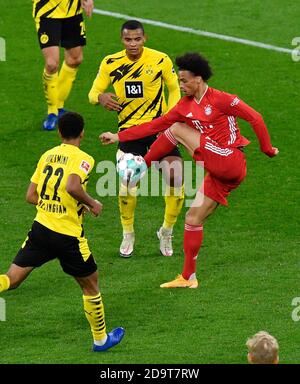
[81,0,94,18]
[218,94,278,157]
[88,60,121,111]
[162,56,181,110]
[66,174,102,217]
[27,155,44,205]
[166,80,181,110]
[100,104,183,144]
[26,182,39,205]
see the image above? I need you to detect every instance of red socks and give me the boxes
[144,129,178,167]
[182,223,203,280]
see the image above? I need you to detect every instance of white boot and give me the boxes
[157,227,173,257]
[119,232,135,257]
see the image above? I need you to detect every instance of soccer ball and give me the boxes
[116,153,147,184]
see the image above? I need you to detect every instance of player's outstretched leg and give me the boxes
[76,271,125,352]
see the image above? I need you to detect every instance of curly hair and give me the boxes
[175,52,213,81]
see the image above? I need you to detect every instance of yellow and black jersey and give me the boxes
[89,47,180,129]
[33,0,82,20]
[31,143,94,238]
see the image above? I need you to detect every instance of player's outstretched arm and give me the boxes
[99,132,119,145]
[81,0,94,17]
[66,174,102,217]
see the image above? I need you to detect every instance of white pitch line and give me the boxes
[93,8,295,55]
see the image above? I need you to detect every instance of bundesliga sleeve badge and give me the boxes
[80,160,91,174]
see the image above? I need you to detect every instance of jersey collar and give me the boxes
[194,85,209,105]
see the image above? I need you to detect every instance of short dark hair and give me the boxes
[121,20,144,34]
[58,112,84,139]
[175,52,213,81]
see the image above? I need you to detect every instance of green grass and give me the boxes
[0,0,299,364]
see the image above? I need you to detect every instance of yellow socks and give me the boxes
[42,62,78,114]
[118,184,184,233]
[83,293,107,343]
[119,184,138,234]
[163,185,184,230]
[57,62,78,109]
[42,69,58,115]
[0,275,10,293]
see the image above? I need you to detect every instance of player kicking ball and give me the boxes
[100,52,278,289]
[0,112,124,350]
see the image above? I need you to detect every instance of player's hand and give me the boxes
[81,0,94,17]
[98,93,122,111]
[99,132,119,145]
[82,204,90,215]
[266,147,279,157]
[90,199,102,217]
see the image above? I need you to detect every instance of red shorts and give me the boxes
[193,137,247,205]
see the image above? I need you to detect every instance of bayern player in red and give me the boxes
[100,52,279,288]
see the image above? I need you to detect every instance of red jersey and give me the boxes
[118,86,274,156]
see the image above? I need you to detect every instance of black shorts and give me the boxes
[13,221,97,278]
[36,15,86,49]
[118,131,181,160]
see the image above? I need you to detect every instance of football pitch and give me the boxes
[0,0,299,364]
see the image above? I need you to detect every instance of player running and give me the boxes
[0,112,124,350]
[33,0,94,130]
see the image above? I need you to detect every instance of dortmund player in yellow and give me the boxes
[33,0,94,130]
[0,112,124,352]
[89,20,184,258]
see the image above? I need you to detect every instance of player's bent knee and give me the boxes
[169,122,185,136]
